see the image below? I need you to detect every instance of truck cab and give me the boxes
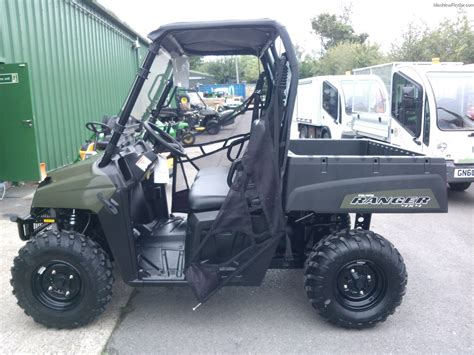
[352,62,474,190]
[291,75,389,140]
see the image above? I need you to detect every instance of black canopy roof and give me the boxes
[147,19,284,56]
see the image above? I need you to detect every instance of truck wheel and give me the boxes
[321,128,331,139]
[448,182,471,191]
[206,120,221,135]
[299,126,308,138]
[304,229,407,329]
[181,132,196,146]
[11,230,114,329]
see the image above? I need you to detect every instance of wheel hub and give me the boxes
[336,260,386,310]
[33,261,82,310]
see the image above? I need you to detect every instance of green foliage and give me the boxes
[190,56,260,84]
[239,56,260,83]
[189,56,203,70]
[311,10,368,52]
[390,12,474,63]
[319,42,385,75]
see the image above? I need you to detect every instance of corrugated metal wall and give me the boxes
[0,0,148,171]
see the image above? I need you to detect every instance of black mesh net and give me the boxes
[184,71,286,303]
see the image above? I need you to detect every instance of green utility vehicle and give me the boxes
[10,20,448,329]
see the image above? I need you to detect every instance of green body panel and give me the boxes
[0,63,40,180]
[0,0,148,178]
[32,154,116,213]
[175,121,189,130]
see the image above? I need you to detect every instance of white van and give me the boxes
[352,62,474,191]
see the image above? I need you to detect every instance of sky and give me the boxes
[98,0,473,54]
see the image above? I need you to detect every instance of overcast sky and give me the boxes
[98,0,473,54]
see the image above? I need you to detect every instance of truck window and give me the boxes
[423,99,430,146]
[341,80,386,115]
[322,81,339,121]
[391,72,423,137]
[426,71,474,131]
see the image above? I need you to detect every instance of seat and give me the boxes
[188,167,230,211]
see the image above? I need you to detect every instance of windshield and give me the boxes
[427,71,474,131]
[187,91,205,107]
[130,50,173,122]
[341,79,386,115]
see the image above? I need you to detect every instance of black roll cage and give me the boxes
[99,20,299,175]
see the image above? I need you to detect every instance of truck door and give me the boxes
[346,78,391,140]
[321,81,341,137]
[389,72,425,152]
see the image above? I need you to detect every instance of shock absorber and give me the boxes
[68,209,77,231]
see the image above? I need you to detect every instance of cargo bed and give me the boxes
[284,139,448,213]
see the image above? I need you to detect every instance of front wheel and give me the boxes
[181,131,196,146]
[304,229,407,329]
[11,230,114,329]
[448,182,471,191]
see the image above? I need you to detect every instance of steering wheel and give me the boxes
[143,121,186,157]
[85,122,110,135]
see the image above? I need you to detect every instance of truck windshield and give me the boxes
[427,71,474,131]
[129,50,173,122]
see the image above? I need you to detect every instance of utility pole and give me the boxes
[235,56,240,84]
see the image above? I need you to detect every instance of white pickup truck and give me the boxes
[352,62,474,191]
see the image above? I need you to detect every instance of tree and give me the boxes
[238,56,260,83]
[189,56,203,70]
[318,42,385,75]
[311,7,368,52]
[199,57,236,84]
[390,12,474,63]
[191,56,260,84]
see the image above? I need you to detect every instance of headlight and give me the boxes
[437,142,447,152]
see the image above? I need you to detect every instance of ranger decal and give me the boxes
[340,189,440,209]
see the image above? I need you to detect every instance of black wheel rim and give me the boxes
[32,261,83,311]
[335,260,386,311]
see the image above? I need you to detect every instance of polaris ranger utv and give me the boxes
[10,20,448,329]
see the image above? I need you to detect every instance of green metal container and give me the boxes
[0,0,148,181]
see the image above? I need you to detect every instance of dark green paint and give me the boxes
[32,154,116,213]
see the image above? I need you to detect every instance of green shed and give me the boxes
[0,0,148,181]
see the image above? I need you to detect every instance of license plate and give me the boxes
[454,168,474,178]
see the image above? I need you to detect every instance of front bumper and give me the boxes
[10,209,53,241]
[446,160,474,183]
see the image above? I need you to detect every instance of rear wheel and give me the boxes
[11,230,114,329]
[321,128,331,139]
[304,229,407,329]
[205,119,221,135]
[448,182,471,191]
[299,125,308,138]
